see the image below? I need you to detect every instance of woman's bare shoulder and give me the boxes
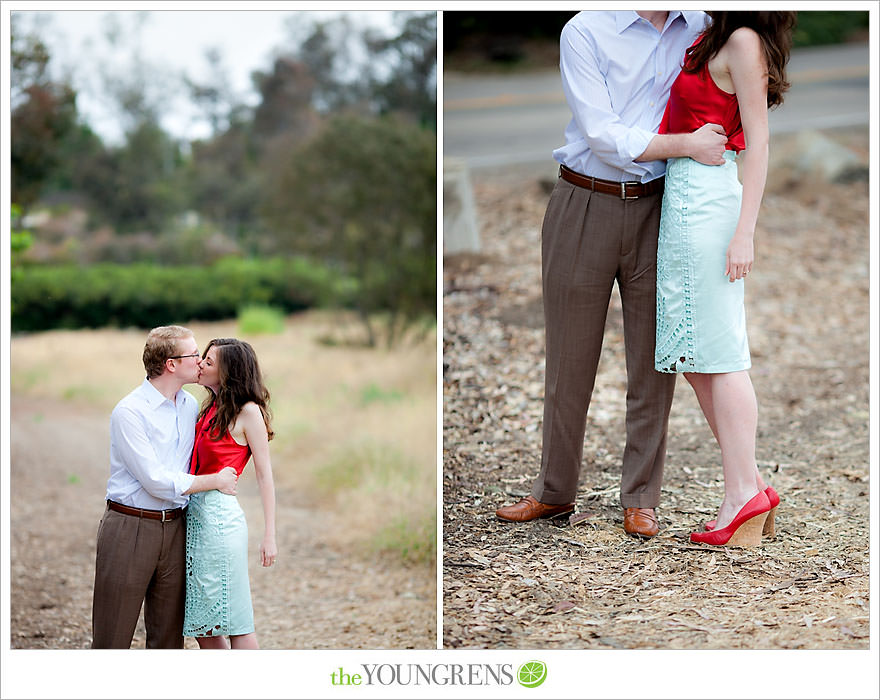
[726,27,762,55]
[719,26,765,74]
[239,401,263,420]
[234,402,268,443]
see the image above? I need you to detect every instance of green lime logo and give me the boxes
[517,660,547,688]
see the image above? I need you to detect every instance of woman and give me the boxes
[655,11,795,546]
[183,338,277,648]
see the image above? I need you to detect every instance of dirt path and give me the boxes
[442,129,870,649]
[10,395,435,650]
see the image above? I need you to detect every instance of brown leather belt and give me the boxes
[559,164,664,200]
[107,499,184,522]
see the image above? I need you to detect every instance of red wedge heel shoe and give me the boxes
[704,485,779,536]
[690,490,772,547]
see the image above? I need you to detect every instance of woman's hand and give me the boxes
[726,231,754,282]
[260,536,277,567]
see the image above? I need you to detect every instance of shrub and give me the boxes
[237,304,285,335]
[793,11,869,47]
[11,256,353,332]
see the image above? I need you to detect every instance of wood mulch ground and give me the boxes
[442,128,870,649]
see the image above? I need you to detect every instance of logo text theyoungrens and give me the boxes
[330,664,516,686]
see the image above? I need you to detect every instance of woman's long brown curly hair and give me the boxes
[199,338,274,442]
[684,11,797,108]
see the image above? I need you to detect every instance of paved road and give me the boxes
[444,42,870,170]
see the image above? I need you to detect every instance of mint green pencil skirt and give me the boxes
[183,490,255,637]
[655,151,751,374]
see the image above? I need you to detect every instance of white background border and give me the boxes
[3,2,878,699]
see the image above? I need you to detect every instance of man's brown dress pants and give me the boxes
[91,504,186,648]
[530,176,677,509]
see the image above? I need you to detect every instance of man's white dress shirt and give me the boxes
[553,10,708,183]
[106,378,198,509]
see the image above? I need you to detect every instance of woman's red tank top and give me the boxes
[659,40,746,153]
[190,403,251,476]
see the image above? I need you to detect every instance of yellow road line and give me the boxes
[444,65,868,112]
[445,92,563,111]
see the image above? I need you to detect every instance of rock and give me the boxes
[769,129,868,184]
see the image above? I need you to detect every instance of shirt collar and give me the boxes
[680,11,706,29]
[139,377,179,410]
[615,10,691,34]
[615,11,641,33]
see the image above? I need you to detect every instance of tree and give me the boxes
[282,13,373,114]
[281,10,436,123]
[260,115,436,346]
[186,119,263,243]
[11,16,79,209]
[183,47,240,136]
[251,56,321,153]
[98,122,187,234]
[96,11,169,134]
[366,11,437,127]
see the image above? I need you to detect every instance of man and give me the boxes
[495,11,727,537]
[91,325,238,648]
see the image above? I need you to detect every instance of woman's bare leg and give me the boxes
[195,635,229,649]
[684,372,720,443]
[230,632,259,649]
[684,370,765,528]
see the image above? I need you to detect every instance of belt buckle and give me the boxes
[620,182,639,201]
[161,509,167,522]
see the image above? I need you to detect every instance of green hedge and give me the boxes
[793,11,869,47]
[11,257,355,332]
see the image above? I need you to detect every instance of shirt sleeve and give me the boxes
[559,22,656,170]
[110,406,195,500]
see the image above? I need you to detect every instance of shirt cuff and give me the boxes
[175,472,196,497]
[620,126,657,166]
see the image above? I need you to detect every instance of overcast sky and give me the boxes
[13,9,400,143]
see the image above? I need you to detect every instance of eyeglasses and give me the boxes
[168,353,200,360]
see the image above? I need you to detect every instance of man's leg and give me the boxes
[143,515,186,649]
[617,193,677,509]
[531,182,621,505]
[91,507,161,648]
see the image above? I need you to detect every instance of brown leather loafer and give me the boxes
[623,507,659,538]
[495,496,575,523]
